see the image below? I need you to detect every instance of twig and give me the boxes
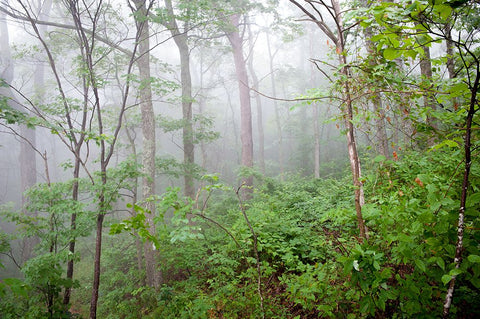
[235,184,265,319]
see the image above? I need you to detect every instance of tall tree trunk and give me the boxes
[246,21,265,173]
[198,53,208,168]
[124,114,145,278]
[445,23,455,80]
[266,33,284,179]
[133,0,161,289]
[64,156,80,305]
[226,13,254,195]
[0,0,41,263]
[309,26,321,178]
[164,0,195,198]
[313,103,320,178]
[89,210,104,319]
[289,0,366,238]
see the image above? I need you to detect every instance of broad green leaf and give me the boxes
[442,274,452,285]
[450,82,469,97]
[468,255,480,263]
[435,4,453,20]
[383,48,401,60]
[466,192,480,208]
[449,268,463,277]
[415,259,426,272]
[431,139,460,150]
[374,155,386,163]
[436,258,445,270]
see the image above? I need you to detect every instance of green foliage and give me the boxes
[157,113,220,144]
[0,252,78,318]
[102,147,480,317]
[0,95,36,128]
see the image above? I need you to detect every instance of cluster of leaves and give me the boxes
[100,145,479,318]
[0,158,144,318]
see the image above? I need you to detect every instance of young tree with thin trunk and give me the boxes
[361,0,480,314]
[289,0,367,239]
[4,1,150,316]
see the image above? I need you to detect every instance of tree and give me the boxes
[129,0,162,290]
[265,32,285,179]
[361,0,480,315]
[161,0,196,199]
[247,19,266,173]
[1,0,151,316]
[289,0,367,239]
[0,1,39,263]
[359,0,389,158]
[226,12,254,195]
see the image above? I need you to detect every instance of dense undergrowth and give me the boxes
[1,148,480,318]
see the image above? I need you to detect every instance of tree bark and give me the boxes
[164,0,195,198]
[89,211,104,319]
[265,32,284,179]
[226,13,254,195]
[332,0,366,239]
[1,2,34,262]
[442,54,479,319]
[246,20,265,173]
[133,0,161,289]
[289,0,366,239]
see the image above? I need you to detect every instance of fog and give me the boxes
[0,0,349,286]
[0,0,346,204]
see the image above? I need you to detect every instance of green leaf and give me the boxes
[449,82,469,97]
[431,139,460,150]
[449,268,463,276]
[3,278,30,297]
[466,192,480,208]
[435,4,453,20]
[383,48,401,60]
[468,255,480,263]
[415,259,426,272]
[374,155,386,163]
[442,274,452,285]
[436,258,445,270]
